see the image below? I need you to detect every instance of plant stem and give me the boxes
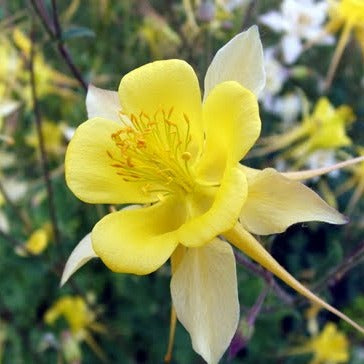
[0,180,32,232]
[29,25,61,246]
[30,0,88,91]
[0,228,23,247]
[234,250,294,305]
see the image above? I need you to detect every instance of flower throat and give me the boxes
[107,108,195,195]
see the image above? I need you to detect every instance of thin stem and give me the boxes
[241,0,258,30]
[0,180,32,232]
[29,26,61,246]
[312,240,364,293]
[29,0,55,36]
[234,250,294,305]
[246,284,270,326]
[30,0,88,91]
[0,228,23,247]
[323,21,353,91]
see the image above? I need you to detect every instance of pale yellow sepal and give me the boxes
[240,168,347,235]
[171,239,239,364]
[224,223,364,335]
[86,84,120,122]
[61,233,98,286]
[204,25,266,99]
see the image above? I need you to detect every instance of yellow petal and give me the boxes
[118,59,203,154]
[179,166,247,247]
[240,168,347,235]
[61,233,98,286]
[225,224,364,335]
[196,81,261,183]
[204,25,265,99]
[86,84,121,122]
[92,196,185,274]
[170,238,239,364]
[65,117,158,204]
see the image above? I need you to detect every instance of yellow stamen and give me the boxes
[107,108,195,195]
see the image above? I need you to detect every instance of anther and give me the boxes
[181,152,192,161]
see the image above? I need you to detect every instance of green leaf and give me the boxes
[62,26,95,40]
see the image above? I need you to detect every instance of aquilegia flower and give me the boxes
[259,0,332,64]
[62,26,363,363]
[252,97,354,166]
[287,323,349,364]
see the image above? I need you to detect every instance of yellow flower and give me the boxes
[44,296,95,338]
[44,295,107,361]
[14,225,51,256]
[255,97,354,167]
[61,26,363,363]
[290,323,349,364]
[323,0,364,88]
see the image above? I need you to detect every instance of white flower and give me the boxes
[272,92,302,126]
[259,47,288,109]
[260,0,333,64]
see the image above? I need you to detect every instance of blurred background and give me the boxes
[0,0,363,363]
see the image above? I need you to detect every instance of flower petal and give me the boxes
[196,81,261,183]
[61,233,98,286]
[170,238,239,364]
[281,34,303,64]
[86,84,120,122]
[179,166,247,247]
[204,25,266,99]
[259,11,287,32]
[118,59,203,152]
[65,117,158,204]
[92,196,185,274]
[240,168,347,235]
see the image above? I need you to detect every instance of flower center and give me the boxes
[107,107,196,196]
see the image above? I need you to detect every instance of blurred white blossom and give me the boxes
[260,0,333,64]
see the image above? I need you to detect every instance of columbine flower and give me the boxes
[44,295,106,362]
[61,26,363,363]
[253,97,354,168]
[288,323,349,364]
[15,224,52,256]
[260,0,332,64]
[323,0,364,88]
